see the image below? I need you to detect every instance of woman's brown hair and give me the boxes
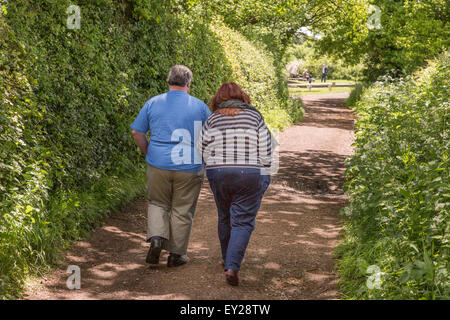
[210,82,251,112]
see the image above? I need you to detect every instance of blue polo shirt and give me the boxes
[131,90,211,172]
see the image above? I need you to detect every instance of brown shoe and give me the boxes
[225,269,239,286]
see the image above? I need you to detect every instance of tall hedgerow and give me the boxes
[338,53,449,299]
[0,7,52,298]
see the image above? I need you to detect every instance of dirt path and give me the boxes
[25,92,354,300]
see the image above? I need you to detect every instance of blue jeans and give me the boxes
[206,167,270,272]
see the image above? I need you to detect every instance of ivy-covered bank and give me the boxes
[338,53,449,299]
[0,0,302,298]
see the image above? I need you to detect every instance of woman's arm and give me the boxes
[257,119,273,168]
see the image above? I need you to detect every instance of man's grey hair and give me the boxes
[167,65,192,87]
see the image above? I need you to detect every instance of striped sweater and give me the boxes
[196,109,273,169]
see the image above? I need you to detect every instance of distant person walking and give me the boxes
[197,82,273,286]
[321,64,328,82]
[131,65,211,267]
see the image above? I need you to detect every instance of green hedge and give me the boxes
[345,83,364,108]
[0,1,302,298]
[211,18,303,131]
[338,53,449,299]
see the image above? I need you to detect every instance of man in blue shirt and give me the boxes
[131,65,211,267]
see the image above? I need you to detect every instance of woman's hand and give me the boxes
[215,108,241,116]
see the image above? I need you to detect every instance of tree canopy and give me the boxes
[314,0,449,81]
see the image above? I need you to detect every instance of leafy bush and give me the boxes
[211,18,303,131]
[338,53,449,299]
[346,83,365,108]
[0,0,156,298]
[316,0,449,82]
[0,10,50,298]
[0,1,301,298]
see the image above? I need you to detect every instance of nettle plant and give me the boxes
[339,53,449,299]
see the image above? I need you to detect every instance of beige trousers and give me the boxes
[146,165,203,255]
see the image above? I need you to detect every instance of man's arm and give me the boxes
[132,130,148,155]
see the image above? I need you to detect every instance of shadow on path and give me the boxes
[25,92,354,300]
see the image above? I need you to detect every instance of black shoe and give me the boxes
[146,237,162,264]
[167,253,187,267]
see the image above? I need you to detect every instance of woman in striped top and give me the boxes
[197,82,272,286]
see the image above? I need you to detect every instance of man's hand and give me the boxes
[132,130,148,155]
[216,108,240,116]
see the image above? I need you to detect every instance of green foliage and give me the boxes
[0,11,50,298]
[346,83,365,107]
[338,53,450,299]
[206,0,316,45]
[211,19,303,131]
[203,1,308,130]
[0,0,301,298]
[0,1,153,298]
[286,41,364,80]
[316,0,449,82]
